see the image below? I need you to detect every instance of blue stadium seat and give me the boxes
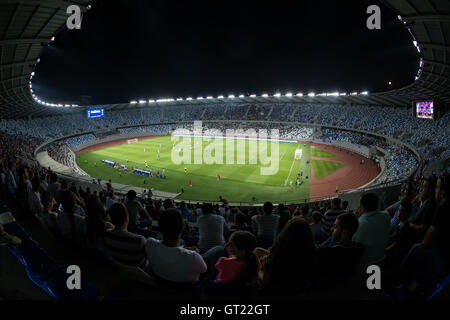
[6,227,39,264]
[392,273,450,300]
[43,269,99,300]
[22,248,62,280]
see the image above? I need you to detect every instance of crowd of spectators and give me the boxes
[2,141,448,298]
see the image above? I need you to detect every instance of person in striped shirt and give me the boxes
[103,202,147,269]
[318,198,345,243]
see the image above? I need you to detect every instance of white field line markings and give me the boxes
[284,156,297,186]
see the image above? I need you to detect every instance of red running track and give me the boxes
[309,143,380,200]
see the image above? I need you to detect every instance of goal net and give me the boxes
[127,138,138,144]
[294,149,303,160]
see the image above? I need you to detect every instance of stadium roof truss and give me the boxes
[0,0,449,119]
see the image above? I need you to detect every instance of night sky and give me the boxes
[32,0,419,106]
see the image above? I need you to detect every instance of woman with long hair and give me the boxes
[255,217,318,296]
[85,194,114,251]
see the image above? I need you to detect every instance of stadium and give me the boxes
[0,0,449,307]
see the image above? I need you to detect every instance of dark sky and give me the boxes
[32,0,419,105]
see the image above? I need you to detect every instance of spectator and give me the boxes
[255,217,317,296]
[145,208,207,282]
[85,194,114,251]
[309,211,323,241]
[251,202,279,248]
[197,203,229,252]
[178,201,189,220]
[46,173,60,199]
[317,213,364,287]
[124,190,152,231]
[56,190,86,244]
[27,175,43,216]
[232,213,252,233]
[385,200,419,266]
[39,189,58,234]
[276,204,291,233]
[319,198,345,242]
[386,184,418,229]
[410,177,437,236]
[352,193,390,266]
[398,171,450,283]
[214,231,259,286]
[103,203,147,268]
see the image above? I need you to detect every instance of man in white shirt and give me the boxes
[352,193,391,267]
[145,209,207,282]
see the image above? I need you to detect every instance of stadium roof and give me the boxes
[0,0,449,119]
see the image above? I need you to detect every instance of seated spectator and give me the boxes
[317,213,363,287]
[397,171,450,283]
[309,211,323,241]
[276,204,291,233]
[39,190,58,234]
[386,184,418,229]
[255,217,317,296]
[342,200,349,212]
[85,194,115,251]
[28,175,43,216]
[385,200,419,266]
[251,202,279,248]
[56,190,86,244]
[214,231,259,286]
[197,203,229,252]
[318,198,345,242]
[410,177,437,237]
[124,190,152,231]
[103,203,147,268]
[145,209,207,282]
[105,191,116,212]
[231,213,252,234]
[352,193,390,266]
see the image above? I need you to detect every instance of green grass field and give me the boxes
[75,137,346,203]
[311,147,338,158]
[311,159,345,179]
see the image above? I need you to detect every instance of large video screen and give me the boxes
[415,101,434,119]
[87,108,105,118]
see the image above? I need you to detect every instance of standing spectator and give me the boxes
[251,202,279,248]
[197,203,229,252]
[352,193,390,266]
[145,209,207,282]
[46,173,60,199]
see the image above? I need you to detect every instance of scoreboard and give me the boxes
[87,108,105,119]
[414,101,434,120]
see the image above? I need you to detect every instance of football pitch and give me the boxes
[75,136,343,203]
